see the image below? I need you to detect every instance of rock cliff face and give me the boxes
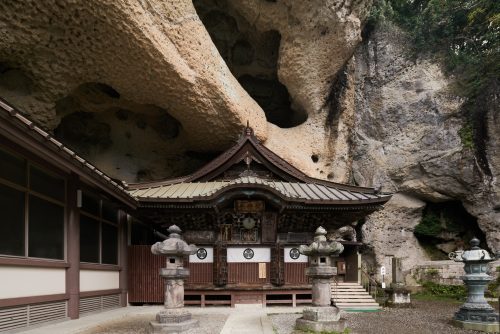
[351,25,500,273]
[0,1,498,275]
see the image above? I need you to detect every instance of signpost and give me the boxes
[380,266,386,289]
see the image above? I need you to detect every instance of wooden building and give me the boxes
[0,98,137,332]
[0,96,390,332]
[127,127,391,307]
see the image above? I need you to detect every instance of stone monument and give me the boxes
[147,225,199,334]
[295,226,346,332]
[449,237,499,333]
[386,257,411,307]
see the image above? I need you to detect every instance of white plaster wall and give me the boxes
[227,247,270,263]
[284,247,308,263]
[79,270,119,292]
[0,266,66,299]
[189,247,213,263]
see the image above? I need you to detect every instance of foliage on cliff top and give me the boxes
[370,0,499,97]
[370,0,499,166]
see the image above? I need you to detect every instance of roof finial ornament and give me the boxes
[245,120,253,136]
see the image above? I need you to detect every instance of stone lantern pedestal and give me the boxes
[449,238,499,333]
[386,258,411,307]
[147,225,199,334]
[295,227,346,332]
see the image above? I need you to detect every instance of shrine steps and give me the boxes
[331,282,381,312]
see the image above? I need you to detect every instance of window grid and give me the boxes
[0,146,66,260]
[80,194,119,265]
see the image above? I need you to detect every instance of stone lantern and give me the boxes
[147,225,198,334]
[449,237,499,333]
[295,226,345,332]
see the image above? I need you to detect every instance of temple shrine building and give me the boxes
[0,98,391,332]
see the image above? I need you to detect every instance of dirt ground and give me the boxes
[270,300,500,334]
[77,313,228,334]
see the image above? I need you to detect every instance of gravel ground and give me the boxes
[270,300,500,334]
[77,313,228,334]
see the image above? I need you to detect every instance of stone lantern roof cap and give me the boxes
[151,225,197,256]
[450,237,494,262]
[299,226,344,256]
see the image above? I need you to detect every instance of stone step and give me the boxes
[331,282,380,312]
[334,299,377,303]
[332,291,371,294]
[335,303,380,307]
[332,295,373,299]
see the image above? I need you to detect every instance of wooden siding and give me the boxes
[284,263,308,284]
[186,263,213,284]
[227,263,270,284]
[128,245,165,303]
[128,246,213,303]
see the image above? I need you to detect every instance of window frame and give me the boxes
[79,191,119,265]
[0,145,67,261]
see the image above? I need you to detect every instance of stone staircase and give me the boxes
[331,282,381,312]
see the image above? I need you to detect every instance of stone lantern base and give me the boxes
[295,306,346,332]
[452,306,500,333]
[147,309,198,334]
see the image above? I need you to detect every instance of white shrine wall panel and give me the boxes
[80,269,119,292]
[0,266,65,299]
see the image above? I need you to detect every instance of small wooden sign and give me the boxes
[258,262,267,279]
[235,200,265,213]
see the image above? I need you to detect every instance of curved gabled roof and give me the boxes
[128,127,391,207]
[128,175,391,206]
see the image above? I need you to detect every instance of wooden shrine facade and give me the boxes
[127,127,391,306]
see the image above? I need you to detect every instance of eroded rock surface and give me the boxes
[0,0,498,278]
[352,24,500,275]
[0,0,267,180]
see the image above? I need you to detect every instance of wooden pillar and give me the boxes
[118,210,128,307]
[357,249,362,284]
[66,173,80,319]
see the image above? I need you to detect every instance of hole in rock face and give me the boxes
[79,82,120,101]
[193,1,307,128]
[55,112,112,153]
[53,82,201,182]
[231,39,254,66]
[311,154,319,163]
[0,62,34,95]
[238,75,306,128]
[413,201,488,260]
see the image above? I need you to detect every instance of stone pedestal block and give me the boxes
[163,279,185,309]
[147,306,199,333]
[311,278,334,307]
[386,285,411,308]
[148,319,199,334]
[296,307,346,332]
